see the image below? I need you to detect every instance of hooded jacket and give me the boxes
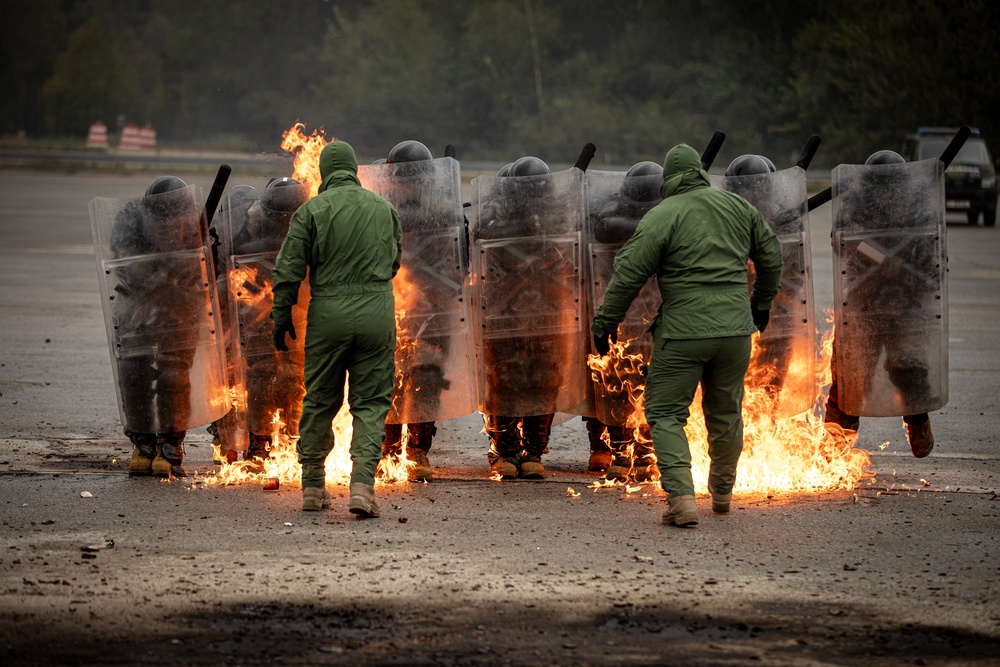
[271,141,402,323]
[592,144,782,340]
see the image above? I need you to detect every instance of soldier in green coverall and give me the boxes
[591,144,782,527]
[271,140,402,518]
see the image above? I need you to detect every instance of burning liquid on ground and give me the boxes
[587,314,874,496]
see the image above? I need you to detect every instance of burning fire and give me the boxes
[281,122,332,198]
[587,311,873,496]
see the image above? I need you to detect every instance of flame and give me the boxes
[280,122,332,198]
[587,310,874,497]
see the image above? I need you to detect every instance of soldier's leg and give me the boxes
[152,430,187,478]
[297,346,348,493]
[127,431,157,476]
[382,423,403,457]
[157,349,195,432]
[404,422,435,481]
[521,413,554,479]
[485,415,520,478]
[902,412,933,458]
[633,425,657,482]
[604,424,635,481]
[584,417,613,472]
[644,338,705,498]
[700,335,752,499]
[344,296,396,491]
[823,335,861,431]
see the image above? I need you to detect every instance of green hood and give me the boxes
[660,143,711,199]
[319,140,361,193]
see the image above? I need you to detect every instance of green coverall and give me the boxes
[592,144,782,498]
[271,141,402,489]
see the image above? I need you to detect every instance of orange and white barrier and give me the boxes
[118,124,143,150]
[85,121,109,148]
[139,125,157,150]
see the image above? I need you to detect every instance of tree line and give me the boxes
[2,0,997,168]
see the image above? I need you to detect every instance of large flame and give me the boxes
[281,122,332,198]
[587,310,873,496]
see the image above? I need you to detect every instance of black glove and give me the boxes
[751,307,770,333]
[272,320,296,352]
[593,329,618,356]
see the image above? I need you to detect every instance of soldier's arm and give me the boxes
[748,207,783,309]
[592,224,662,336]
[271,207,312,324]
[390,205,403,279]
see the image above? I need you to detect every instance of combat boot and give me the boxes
[662,494,699,527]
[152,432,187,478]
[584,418,612,471]
[127,433,156,477]
[406,422,435,481]
[633,455,658,483]
[348,483,380,518]
[486,415,520,480]
[489,457,519,479]
[905,419,934,458]
[711,491,732,514]
[519,455,545,479]
[302,486,332,511]
[605,456,631,481]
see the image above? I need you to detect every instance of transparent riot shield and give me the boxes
[219,184,310,443]
[469,168,587,416]
[358,157,475,423]
[713,166,818,416]
[586,170,662,427]
[831,158,947,416]
[90,184,230,433]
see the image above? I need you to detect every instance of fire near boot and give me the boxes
[633,435,657,482]
[406,422,435,481]
[711,491,732,514]
[662,494,699,527]
[246,433,272,460]
[905,416,934,458]
[302,486,332,511]
[604,426,633,480]
[486,415,520,479]
[382,423,403,457]
[127,432,157,477]
[520,414,553,479]
[348,483,380,518]
[585,418,612,472]
[152,432,187,478]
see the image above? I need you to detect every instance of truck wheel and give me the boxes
[967,209,980,225]
[984,207,996,227]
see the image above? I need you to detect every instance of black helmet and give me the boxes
[865,150,905,166]
[371,158,388,165]
[509,156,550,177]
[625,161,663,179]
[725,154,773,177]
[621,161,664,205]
[497,163,514,177]
[387,140,433,163]
[263,177,306,213]
[145,175,187,197]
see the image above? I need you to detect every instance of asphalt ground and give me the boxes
[0,169,998,666]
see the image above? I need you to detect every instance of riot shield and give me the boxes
[358,157,475,423]
[90,184,230,433]
[713,166,818,416]
[219,184,310,442]
[586,170,662,427]
[831,158,947,416]
[469,168,587,416]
